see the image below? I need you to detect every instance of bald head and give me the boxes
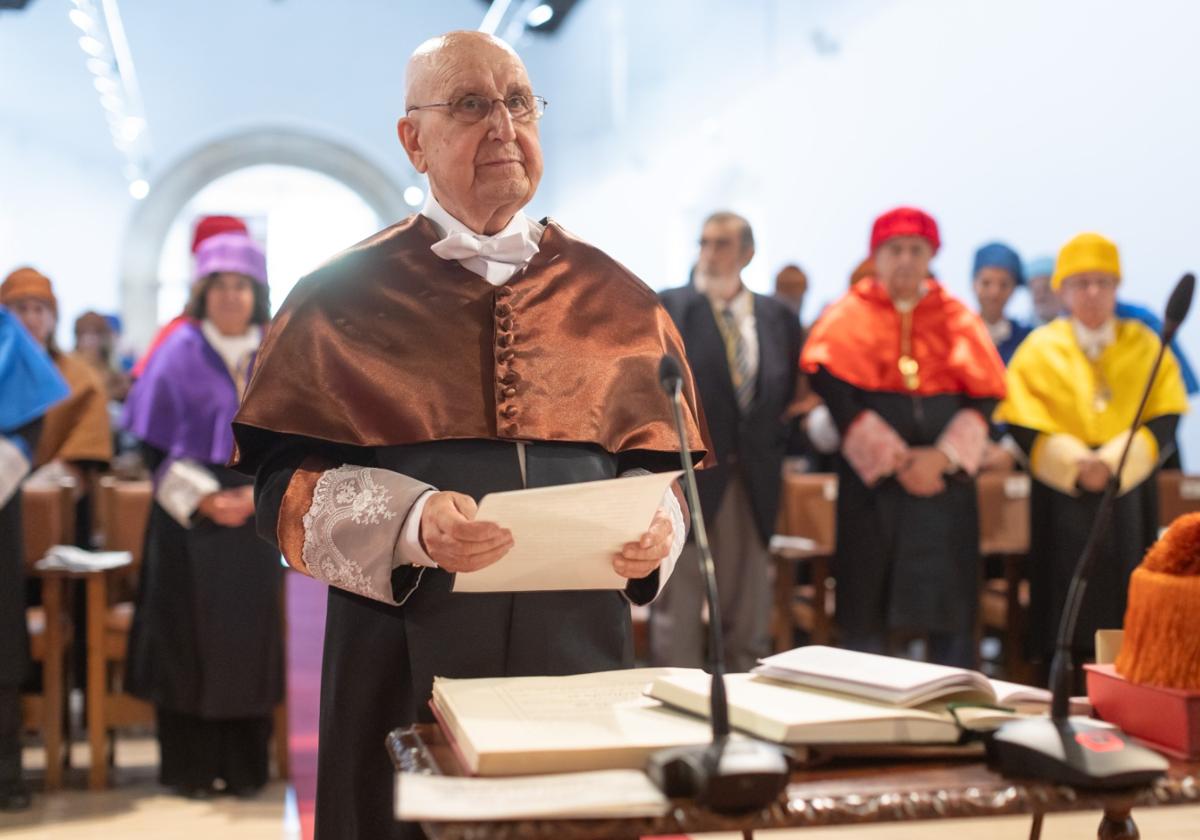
[397,30,544,235]
[405,31,523,109]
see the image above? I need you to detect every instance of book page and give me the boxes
[649,672,960,744]
[453,471,681,593]
[395,770,670,821]
[755,645,992,706]
[433,667,717,771]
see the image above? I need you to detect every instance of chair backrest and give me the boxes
[776,472,838,553]
[977,471,1031,556]
[20,482,75,569]
[1157,470,1200,530]
[99,478,153,569]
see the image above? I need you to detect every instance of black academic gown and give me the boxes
[126,452,283,790]
[811,369,995,663]
[1008,417,1177,666]
[256,437,669,840]
[0,420,38,692]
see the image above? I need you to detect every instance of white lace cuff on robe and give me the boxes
[157,458,222,527]
[935,408,989,476]
[841,410,908,487]
[301,465,434,605]
[0,436,31,508]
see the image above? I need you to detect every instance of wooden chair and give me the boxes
[19,480,75,791]
[976,471,1032,682]
[90,478,290,786]
[1157,470,1200,529]
[771,471,837,651]
[84,477,154,789]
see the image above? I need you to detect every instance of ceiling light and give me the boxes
[93,76,118,94]
[78,35,107,57]
[86,57,112,75]
[118,115,144,142]
[99,93,123,112]
[129,178,150,200]
[526,4,554,27]
[68,8,94,30]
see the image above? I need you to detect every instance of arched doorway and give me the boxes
[120,128,418,347]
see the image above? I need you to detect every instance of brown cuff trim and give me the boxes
[277,455,336,575]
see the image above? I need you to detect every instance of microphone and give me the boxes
[645,354,789,812]
[987,273,1195,788]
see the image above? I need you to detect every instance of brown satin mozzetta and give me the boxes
[276,456,332,574]
[231,215,709,470]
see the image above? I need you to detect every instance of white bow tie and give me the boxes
[430,229,539,285]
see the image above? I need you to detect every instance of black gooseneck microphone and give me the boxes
[987,272,1194,788]
[644,354,790,812]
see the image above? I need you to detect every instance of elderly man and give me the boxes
[996,233,1187,673]
[231,32,705,839]
[800,207,1006,667]
[652,213,802,671]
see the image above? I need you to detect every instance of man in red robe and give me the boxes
[800,207,1006,666]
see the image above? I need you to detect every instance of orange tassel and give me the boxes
[1115,513,1200,690]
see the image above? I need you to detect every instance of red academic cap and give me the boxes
[870,206,940,255]
[191,215,249,254]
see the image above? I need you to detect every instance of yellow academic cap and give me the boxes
[1051,232,1121,290]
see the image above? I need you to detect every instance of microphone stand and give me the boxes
[645,355,789,812]
[987,273,1194,788]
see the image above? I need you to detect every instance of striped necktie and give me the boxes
[721,307,755,412]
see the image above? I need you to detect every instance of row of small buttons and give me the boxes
[495,286,519,433]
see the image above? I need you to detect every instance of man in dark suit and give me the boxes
[651,212,802,671]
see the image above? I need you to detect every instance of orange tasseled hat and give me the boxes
[1115,512,1200,690]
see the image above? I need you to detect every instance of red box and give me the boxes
[1085,663,1200,759]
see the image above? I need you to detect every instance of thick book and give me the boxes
[430,667,723,776]
[647,671,1022,746]
[753,646,1052,710]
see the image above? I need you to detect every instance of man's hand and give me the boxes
[419,491,514,573]
[199,487,255,528]
[1076,456,1112,493]
[896,447,949,497]
[980,441,1017,473]
[615,506,673,580]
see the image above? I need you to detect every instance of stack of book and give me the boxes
[430,647,1061,776]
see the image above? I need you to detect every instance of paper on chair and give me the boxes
[395,769,670,821]
[452,470,682,593]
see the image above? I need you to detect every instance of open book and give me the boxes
[753,646,1052,710]
[647,671,1022,746]
[430,667,726,776]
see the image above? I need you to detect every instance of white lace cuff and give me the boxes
[0,437,31,508]
[157,459,222,527]
[301,465,434,605]
[620,468,686,605]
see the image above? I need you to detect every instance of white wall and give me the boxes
[520,0,1200,464]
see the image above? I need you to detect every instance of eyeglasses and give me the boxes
[406,93,548,124]
[1062,276,1117,292]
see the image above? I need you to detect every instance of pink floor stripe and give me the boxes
[286,571,328,840]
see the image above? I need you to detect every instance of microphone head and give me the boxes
[659,354,684,393]
[1165,273,1195,338]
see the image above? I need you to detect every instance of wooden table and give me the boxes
[388,724,1200,839]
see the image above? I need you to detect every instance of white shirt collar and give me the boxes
[200,319,261,375]
[986,317,1013,345]
[420,191,544,286]
[1071,317,1117,360]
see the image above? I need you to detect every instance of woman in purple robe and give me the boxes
[123,231,282,799]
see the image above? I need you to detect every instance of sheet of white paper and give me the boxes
[452,470,682,593]
[35,545,133,573]
[395,769,670,821]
